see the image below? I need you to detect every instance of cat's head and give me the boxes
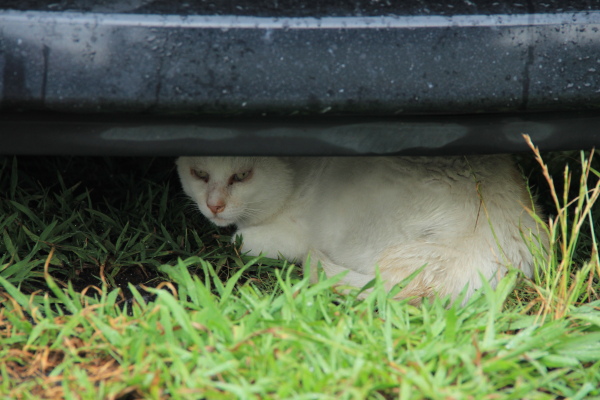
[176,157,294,227]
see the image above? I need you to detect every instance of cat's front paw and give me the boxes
[234,225,307,261]
[234,229,282,259]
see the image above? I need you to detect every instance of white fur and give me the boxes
[176,155,547,304]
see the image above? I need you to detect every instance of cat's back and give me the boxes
[304,154,530,232]
[383,154,531,217]
[379,154,516,184]
[312,155,520,194]
[277,155,528,228]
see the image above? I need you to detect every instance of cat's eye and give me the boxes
[230,170,252,184]
[191,169,209,182]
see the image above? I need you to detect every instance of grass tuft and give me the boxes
[523,135,600,321]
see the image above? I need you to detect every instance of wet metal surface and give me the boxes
[1,2,600,116]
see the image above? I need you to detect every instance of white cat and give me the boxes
[176,156,547,304]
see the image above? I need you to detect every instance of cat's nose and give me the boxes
[207,202,226,214]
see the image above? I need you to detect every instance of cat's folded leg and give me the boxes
[306,243,512,305]
[374,240,517,305]
[308,250,438,304]
[307,249,375,291]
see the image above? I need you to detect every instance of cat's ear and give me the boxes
[175,156,190,168]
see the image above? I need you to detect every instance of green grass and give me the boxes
[1,143,600,399]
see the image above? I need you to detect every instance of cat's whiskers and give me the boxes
[182,200,202,215]
[240,208,268,217]
[237,207,269,221]
[241,200,269,206]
